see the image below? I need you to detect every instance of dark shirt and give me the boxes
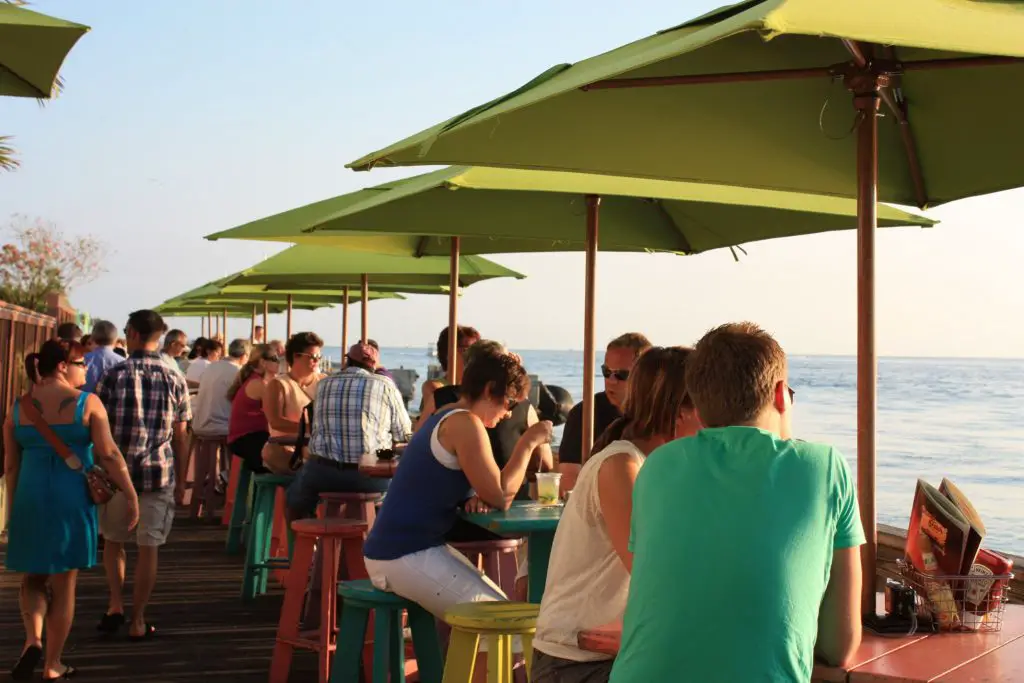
[557,391,621,465]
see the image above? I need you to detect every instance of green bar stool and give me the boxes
[225,464,253,554]
[241,473,294,601]
[331,579,444,683]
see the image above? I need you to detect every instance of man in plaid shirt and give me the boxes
[287,342,411,520]
[95,309,191,641]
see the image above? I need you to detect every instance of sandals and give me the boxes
[42,664,77,681]
[127,623,156,641]
[96,612,125,634]
[10,644,41,681]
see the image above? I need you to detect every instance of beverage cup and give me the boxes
[535,472,562,505]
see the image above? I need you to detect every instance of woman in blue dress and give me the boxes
[4,340,138,681]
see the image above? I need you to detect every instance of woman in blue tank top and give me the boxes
[363,348,553,617]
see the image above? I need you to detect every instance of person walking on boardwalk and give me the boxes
[4,340,138,681]
[95,310,191,641]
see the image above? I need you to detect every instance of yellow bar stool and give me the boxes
[442,602,538,683]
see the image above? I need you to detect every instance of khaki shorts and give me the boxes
[99,489,175,547]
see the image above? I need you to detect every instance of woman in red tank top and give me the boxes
[227,345,278,473]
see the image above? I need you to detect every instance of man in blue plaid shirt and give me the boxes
[287,342,412,520]
[95,309,191,641]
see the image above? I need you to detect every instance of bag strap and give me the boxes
[18,395,83,471]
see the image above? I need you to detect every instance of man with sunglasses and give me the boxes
[557,333,651,493]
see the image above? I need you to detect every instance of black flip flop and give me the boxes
[97,612,125,634]
[10,644,41,681]
[42,664,77,681]
[127,623,156,641]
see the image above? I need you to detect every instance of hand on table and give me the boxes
[464,496,492,514]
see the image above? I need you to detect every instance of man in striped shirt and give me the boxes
[95,310,191,640]
[287,343,411,520]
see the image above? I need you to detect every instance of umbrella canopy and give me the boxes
[347,0,1024,210]
[216,244,525,289]
[163,279,406,307]
[0,3,89,98]
[206,165,934,254]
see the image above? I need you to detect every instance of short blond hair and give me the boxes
[607,332,651,356]
[685,322,787,428]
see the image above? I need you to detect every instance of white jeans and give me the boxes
[365,544,507,618]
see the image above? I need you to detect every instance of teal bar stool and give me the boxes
[225,464,253,554]
[241,473,294,601]
[331,579,444,683]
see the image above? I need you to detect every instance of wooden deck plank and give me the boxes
[0,517,320,683]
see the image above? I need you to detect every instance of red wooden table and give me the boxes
[578,602,1024,682]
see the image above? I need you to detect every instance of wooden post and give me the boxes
[223,309,227,342]
[849,68,885,617]
[208,312,213,339]
[360,274,369,344]
[250,305,256,342]
[286,294,293,339]
[262,299,269,339]
[200,317,205,338]
[581,195,600,463]
[341,286,350,353]
[448,237,461,383]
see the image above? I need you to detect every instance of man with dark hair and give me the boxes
[287,342,411,520]
[557,332,652,492]
[83,320,124,393]
[56,321,83,342]
[611,323,864,682]
[95,309,191,640]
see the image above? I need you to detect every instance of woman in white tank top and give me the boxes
[532,347,702,683]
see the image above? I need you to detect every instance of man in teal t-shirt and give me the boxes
[610,323,865,683]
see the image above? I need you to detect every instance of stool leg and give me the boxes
[372,608,393,683]
[388,608,405,683]
[442,629,480,683]
[190,442,209,519]
[331,603,370,683]
[488,635,511,683]
[226,465,251,554]
[269,536,316,683]
[241,486,268,601]
[408,605,444,683]
[520,633,534,678]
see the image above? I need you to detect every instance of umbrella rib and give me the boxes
[0,63,49,99]
[842,41,929,209]
[647,199,694,254]
[414,235,429,258]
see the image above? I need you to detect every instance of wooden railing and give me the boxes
[0,300,59,533]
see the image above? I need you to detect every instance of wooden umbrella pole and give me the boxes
[361,274,369,344]
[262,299,269,337]
[848,68,885,617]
[581,195,601,463]
[286,294,293,339]
[342,286,350,353]
[250,305,256,342]
[448,237,461,383]
[200,317,205,338]
[222,309,227,342]
[208,312,213,338]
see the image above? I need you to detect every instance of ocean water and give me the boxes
[326,347,1024,555]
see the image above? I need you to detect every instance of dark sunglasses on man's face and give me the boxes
[601,365,630,382]
[296,352,322,363]
[69,360,87,367]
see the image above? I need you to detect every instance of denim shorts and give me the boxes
[285,457,389,517]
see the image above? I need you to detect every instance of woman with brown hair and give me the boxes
[226,344,278,473]
[4,340,138,681]
[530,346,701,683]
[363,350,552,616]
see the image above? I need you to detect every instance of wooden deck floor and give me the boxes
[0,516,319,683]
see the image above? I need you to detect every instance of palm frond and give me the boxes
[0,136,20,171]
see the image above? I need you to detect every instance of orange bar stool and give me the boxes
[190,435,226,520]
[450,538,523,598]
[269,517,369,683]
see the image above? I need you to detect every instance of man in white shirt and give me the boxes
[185,338,223,390]
[160,329,188,375]
[192,339,248,438]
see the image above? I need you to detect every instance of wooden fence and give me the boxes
[0,301,60,533]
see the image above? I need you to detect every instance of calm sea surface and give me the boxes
[326,347,1024,555]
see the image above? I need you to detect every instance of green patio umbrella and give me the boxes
[346,0,1024,614]
[207,164,933,444]
[0,3,89,99]
[206,244,524,347]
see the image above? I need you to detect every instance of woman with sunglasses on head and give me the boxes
[261,332,323,474]
[414,324,481,432]
[5,340,138,681]
[363,351,553,619]
[226,344,279,474]
[531,346,700,683]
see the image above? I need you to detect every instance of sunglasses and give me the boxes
[69,360,87,367]
[601,365,630,382]
[262,355,280,363]
[296,352,322,362]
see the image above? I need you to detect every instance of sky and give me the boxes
[2,1,1022,357]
